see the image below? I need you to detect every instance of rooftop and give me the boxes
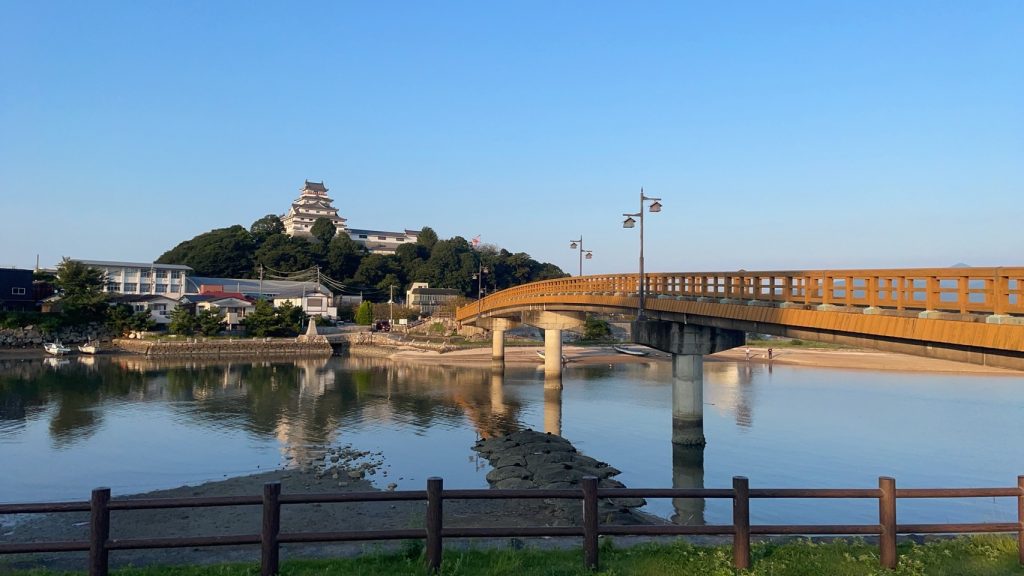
[302,180,328,193]
[74,259,193,271]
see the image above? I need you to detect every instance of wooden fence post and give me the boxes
[582,476,599,570]
[261,482,282,576]
[1018,475,1023,567]
[879,477,897,570]
[732,477,750,570]
[426,477,443,573]
[89,487,111,576]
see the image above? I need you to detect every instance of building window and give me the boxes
[155,271,168,279]
[123,284,138,293]
[106,282,119,292]
[141,283,152,293]
[133,304,146,312]
[156,284,168,293]
[308,297,323,308]
[378,236,387,241]
[358,234,367,239]
[11,287,26,296]
[170,283,180,292]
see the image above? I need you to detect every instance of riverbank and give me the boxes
[361,343,1022,375]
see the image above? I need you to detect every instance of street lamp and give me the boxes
[623,188,662,320]
[568,236,593,277]
[473,265,489,314]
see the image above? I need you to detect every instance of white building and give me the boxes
[272,287,337,319]
[406,282,462,316]
[109,294,181,325]
[281,179,420,254]
[347,228,420,254]
[281,180,348,238]
[73,260,192,298]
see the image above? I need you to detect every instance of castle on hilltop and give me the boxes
[282,180,419,254]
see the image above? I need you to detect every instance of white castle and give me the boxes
[282,180,419,254]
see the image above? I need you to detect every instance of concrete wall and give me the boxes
[114,337,332,357]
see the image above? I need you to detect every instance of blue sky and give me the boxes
[1,1,1021,275]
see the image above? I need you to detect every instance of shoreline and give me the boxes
[3,342,1021,375]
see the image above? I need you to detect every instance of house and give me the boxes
[406,282,462,316]
[347,228,420,255]
[185,277,336,318]
[72,259,192,299]
[181,290,255,331]
[0,268,35,311]
[272,287,337,319]
[109,294,181,325]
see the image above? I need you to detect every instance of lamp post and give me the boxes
[473,265,489,315]
[568,237,593,277]
[623,188,662,320]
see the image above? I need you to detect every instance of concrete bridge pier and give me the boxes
[672,354,706,445]
[476,318,519,373]
[520,311,585,387]
[632,320,745,446]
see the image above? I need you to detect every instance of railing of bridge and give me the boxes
[457,267,1024,321]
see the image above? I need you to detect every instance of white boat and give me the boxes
[78,341,100,354]
[536,350,569,363]
[43,341,71,355]
[613,345,650,357]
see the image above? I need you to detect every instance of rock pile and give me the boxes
[473,429,647,520]
[0,323,107,347]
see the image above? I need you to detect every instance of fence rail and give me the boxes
[2,475,1022,575]
[456,267,1024,322]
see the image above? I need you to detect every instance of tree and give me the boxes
[157,225,256,277]
[250,214,285,242]
[254,234,314,273]
[169,306,200,336]
[583,317,612,341]
[196,308,225,336]
[241,300,279,337]
[310,217,337,247]
[354,301,374,325]
[326,234,366,281]
[353,254,401,288]
[416,226,439,250]
[55,258,108,322]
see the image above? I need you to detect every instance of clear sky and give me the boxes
[1,1,1021,275]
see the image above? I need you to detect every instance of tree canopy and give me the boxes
[156,221,566,301]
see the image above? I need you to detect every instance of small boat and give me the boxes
[536,351,570,363]
[78,341,100,354]
[613,345,650,357]
[43,341,71,356]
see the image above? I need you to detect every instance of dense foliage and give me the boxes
[240,300,306,337]
[156,221,566,301]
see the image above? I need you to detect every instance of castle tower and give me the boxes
[282,180,348,238]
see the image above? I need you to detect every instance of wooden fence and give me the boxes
[2,475,1022,575]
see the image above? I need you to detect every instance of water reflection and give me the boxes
[672,444,706,525]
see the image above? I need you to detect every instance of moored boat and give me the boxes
[612,344,649,357]
[78,341,100,354]
[536,350,569,363]
[43,341,71,356]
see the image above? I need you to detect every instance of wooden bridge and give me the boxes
[457,267,1024,371]
[457,267,1024,446]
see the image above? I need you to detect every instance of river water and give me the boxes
[1,353,1022,527]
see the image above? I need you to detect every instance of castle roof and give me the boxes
[302,180,328,193]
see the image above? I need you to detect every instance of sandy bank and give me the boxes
[711,346,1021,375]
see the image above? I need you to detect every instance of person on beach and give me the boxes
[744,348,751,361]
[767,347,774,360]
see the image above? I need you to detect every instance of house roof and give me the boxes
[186,277,333,298]
[109,294,180,305]
[410,288,462,296]
[74,259,193,271]
[348,228,413,238]
[302,180,328,193]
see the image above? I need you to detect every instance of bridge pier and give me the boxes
[672,443,706,525]
[633,320,744,446]
[520,311,585,386]
[492,328,505,371]
[672,354,706,446]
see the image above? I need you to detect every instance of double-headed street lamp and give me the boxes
[623,188,662,320]
[568,236,593,277]
[473,264,489,314]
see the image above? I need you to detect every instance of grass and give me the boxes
[6,537,1021,575]
[746,338,854,350]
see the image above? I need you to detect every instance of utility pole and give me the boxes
[388,285,395,329]
[258,265,264,302]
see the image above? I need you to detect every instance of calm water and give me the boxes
[2,354,1023,527]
